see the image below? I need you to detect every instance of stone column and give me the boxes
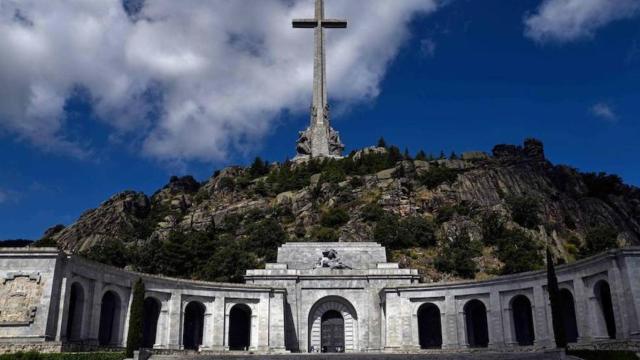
[200,300,214,350]
[609,259,628,338]
[502,306,515,347]
[54,276,69,342]
[268,292,286,352]
[87,279,103,344]
[120,288,132,347]
[533,286,551,347]
[620,256,640,338]
[211,296,225,351]
[400,296,413,350]
[442,294,459,349]
[167,291,182,349]
[573,277,590,343]
[155,298,170,348]
[488,292,504,348]
[383,292,402,351]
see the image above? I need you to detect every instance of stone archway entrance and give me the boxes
[183,301,205,351]
[142,297,161,348]
[98,291,122,346]
[66,282,84,341]
[511,295,535,346]
[595,280,616,339]
[464,299,489,348]
[559,289,579,343]
[321,310,344,353]
[228,304,252,351]
[418,303,442,349]
[308,297,357,353]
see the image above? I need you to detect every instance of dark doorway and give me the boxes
[511,296,535,346]
[321,310,344,353]
[229,304,252,351]
[183,302,205,351]
[66,283,84,341]
[464,299,489,348]
[559,289,579,343]
[142,297,161,348]
[98,291,121,346]
[595,281,616,339]
[418,303,442,349]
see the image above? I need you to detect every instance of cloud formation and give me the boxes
[590,102,618,122]
[524,0,640,44]
[0,0,439,162]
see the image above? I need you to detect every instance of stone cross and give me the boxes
[293,0,346,159]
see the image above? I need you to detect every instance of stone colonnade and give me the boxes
[383,248,640,351]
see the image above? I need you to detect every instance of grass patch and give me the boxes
[567,350,640,360]
[0,352,125,360]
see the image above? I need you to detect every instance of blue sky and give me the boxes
[1,0,639,239]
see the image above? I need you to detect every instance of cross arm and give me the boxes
[293,19,318,28]
[321,19,347,28]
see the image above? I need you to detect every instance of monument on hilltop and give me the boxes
[293,0,345,159]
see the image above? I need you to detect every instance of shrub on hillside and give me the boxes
[579,225,619,259]
[310,226,339,242]
[506,195,541,229]
[495,229,543,274]
[361,203,385,222]
[320,208,350,228]
[435,232,482,279]
[374,214,436,249]
[418,164,459,190]
[246,218,288,262]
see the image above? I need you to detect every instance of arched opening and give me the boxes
[418,303,442,349]
[98,291,122,346]
[142,297,161,348]
[308,296,358,353]
[183,301,205,351]
[559,289,579,343]
[66,282,84,341]
[228,304,252,351]
[321,310,344,353]
[464,299,489,348]
[594,280,616,339]
[511,295,535,346]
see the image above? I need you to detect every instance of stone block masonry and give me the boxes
[1,244,640,355]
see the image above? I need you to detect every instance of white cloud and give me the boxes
[524,0,640,44]
[0,0,440,162]
[590,102,618,122]
[420,38,437,58]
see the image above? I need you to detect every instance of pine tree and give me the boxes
[416,150,427,161]
[377,137,387,148]
[547,248,566,348]
[439,150,446,159]
[403,147,411,160]
[450,151,458,160]
[126,278,145,357]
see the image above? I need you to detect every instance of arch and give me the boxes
[142,297,161,348]
[66,282,85,341]
[183,301,205,351]
[321,310,344,353]
[559,289,579,343]
[418,303,442,349]
[228,304,252,351]
[511,295,535,346]
[464,299,489,348]
[308,296,358,353]
[594,280,616,339]
[98,291,122,346]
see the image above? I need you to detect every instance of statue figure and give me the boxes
[315,249,351,270]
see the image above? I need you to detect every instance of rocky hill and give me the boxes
[39,139,640,282]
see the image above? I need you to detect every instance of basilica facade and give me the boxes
[1,242,639,354]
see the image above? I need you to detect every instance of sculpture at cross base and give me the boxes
[293,0,346,159]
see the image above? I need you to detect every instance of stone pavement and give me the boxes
[148,349,578,360]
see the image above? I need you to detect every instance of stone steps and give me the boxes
[149,349,570,360]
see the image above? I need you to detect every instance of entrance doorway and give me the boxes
[464,299,489,348]
[228,304,252,351]
[321,310,344,353]
[418,303,442,349]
